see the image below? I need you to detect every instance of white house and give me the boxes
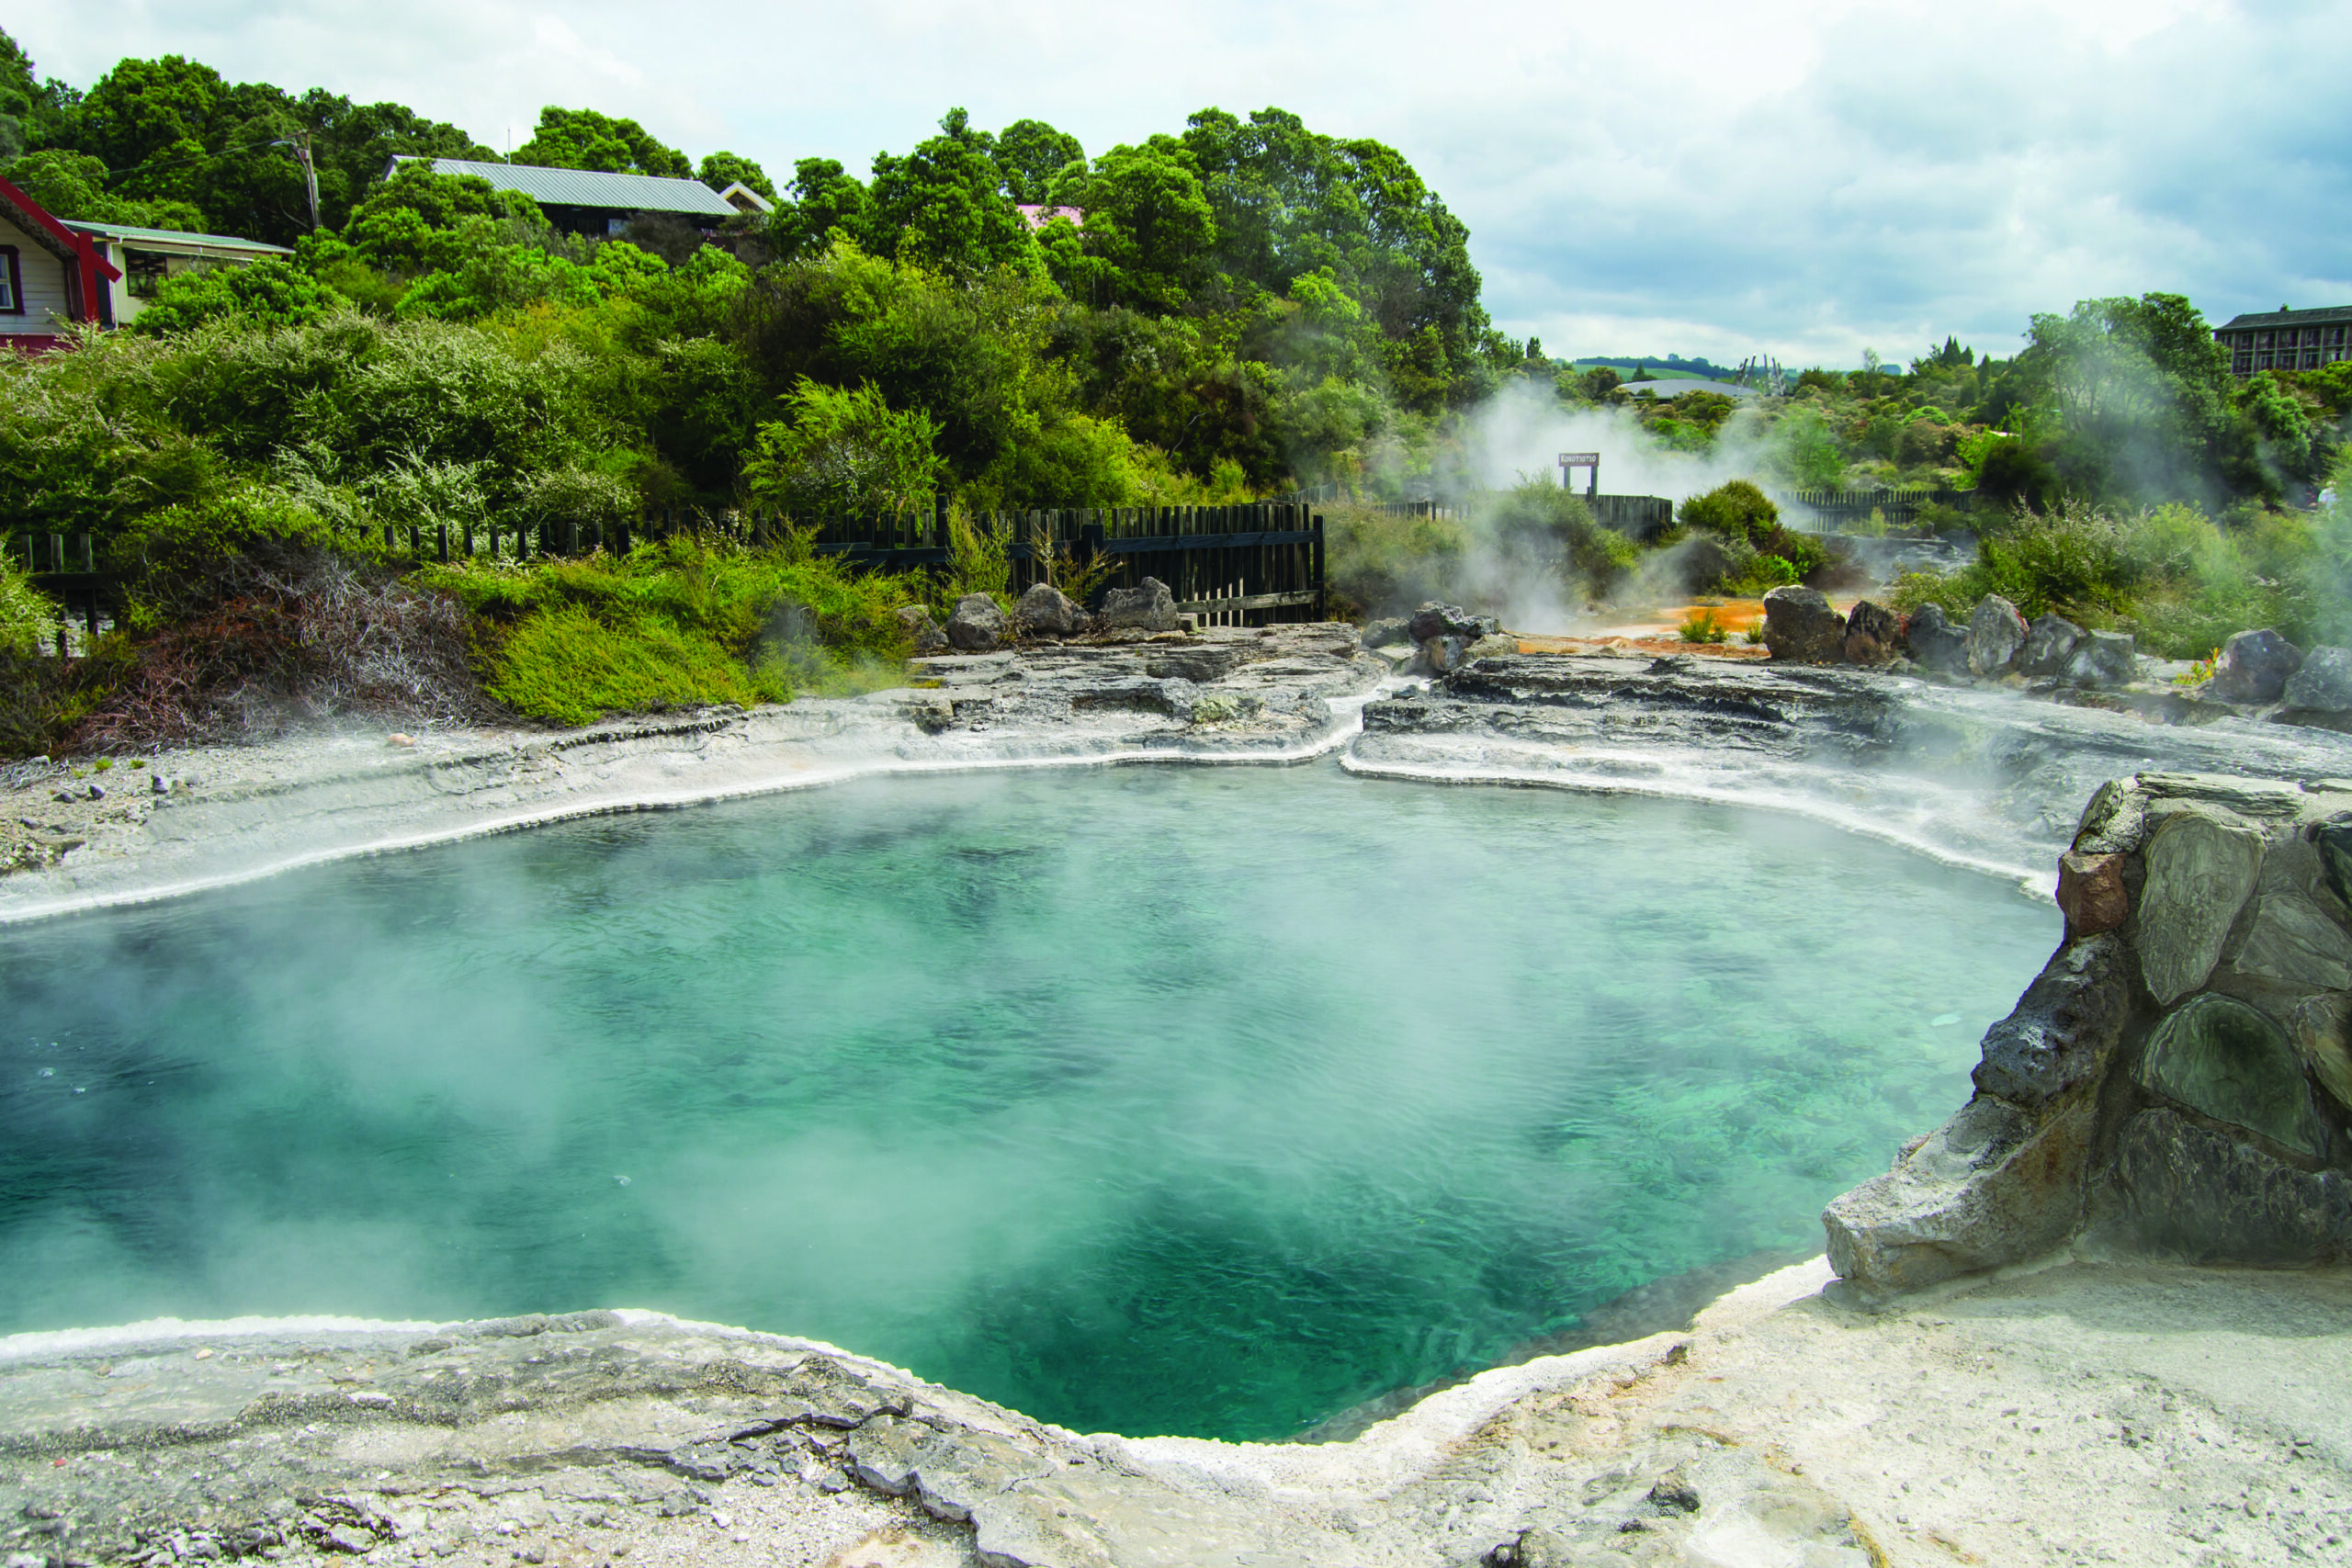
[66,221,294,328]
[0,174,119,350]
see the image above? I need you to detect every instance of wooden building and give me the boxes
[0,175,120,351]
[388,157,738,237]
[2213,306,2352,376]
[66,221,294,329]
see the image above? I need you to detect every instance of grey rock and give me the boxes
[2073,779,2150,855]
[2133,993,2324,1158]
[1822,1093,2092,1297]
[2210,627,2303,705]
[1143,646,1242,682]
[2108,1108,2349,1264]
[1465,631,1519,661]
[1760,585,1842,663]
[1972,935,2134,1106]
[1013,581,1084,637]
[1421,635,1474,674]
[1902,603,1969,676]
[2061,629,2137,689]
[1840,600,1902,666]
[151,772,170,795]
[944,594,1006,652]
[2139,772,2305,818]
[2133,803,2265,1005]
[1964,594,2029,677]
[900,609,951,655]
[1645,1469,1701,1515]
[1408,601,1500,642]
[86,783,106,800]
[1363,617,1411,649]
[2280,993,2352,1112]
[1102,576,1181,633]
[2228,882,2352,993]
[2281,645,2352,713]
[2020,613,2085,677]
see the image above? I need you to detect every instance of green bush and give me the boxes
[1680,480,1780,545]
[1885,497,2323,658]
[420,536,920,726]
[1324,501,1469,620]
[0,551,58,654]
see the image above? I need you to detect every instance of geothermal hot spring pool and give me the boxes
[0,763,2058,1441]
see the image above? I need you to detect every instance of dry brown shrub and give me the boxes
[73,545,499,753]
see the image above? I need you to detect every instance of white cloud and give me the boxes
[12,0,2348,366]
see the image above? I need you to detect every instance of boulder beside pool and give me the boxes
[1760,585,1842,663]
[1102,576,1181,634]
[1824,770,2352,1300]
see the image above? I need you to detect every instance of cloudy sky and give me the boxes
[18,1,2351,367]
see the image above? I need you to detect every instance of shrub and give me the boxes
[1324,501,1470,620]
[0,551,58,655]
[1680,480,1779,545]
[1678,609,1728,644]
[419,536,920,727]
[742,378,948,522]
[70,544,491,755]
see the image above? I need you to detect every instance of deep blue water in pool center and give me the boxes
[0,763,2058,1440]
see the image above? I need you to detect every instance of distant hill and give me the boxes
[1572,356,1737,381]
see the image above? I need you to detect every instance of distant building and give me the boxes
[1015,204,1083,231]
[2213,306,2352,376]
[389,157,739,237]
[0,175,121,349]
[66,221,294,329]
[714,181,773,215]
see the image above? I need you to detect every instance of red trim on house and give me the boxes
[0,175,123,326]
[4,335,66,354]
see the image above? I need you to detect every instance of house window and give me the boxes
[124,250,170,300]
[0,245,20,313]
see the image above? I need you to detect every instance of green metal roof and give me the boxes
[65,221,292,254]
[401,157,737,217]
[2218,305,2352,331]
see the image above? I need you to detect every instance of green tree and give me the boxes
[512,107,691,178]
[2016,293,2255,502]
[1179,107,1500,409]
[864,108,1037,276]
[1,146,203,229]
[991,118,1082,205]
[1051,138,1216,309]
[696,151,776,202]
[766,157,873,262]
[342,162,547,274]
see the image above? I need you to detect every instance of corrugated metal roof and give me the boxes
[67,221,293,255]
[401,157,737,217]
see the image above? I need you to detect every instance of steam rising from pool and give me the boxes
[0,764,2055,1439]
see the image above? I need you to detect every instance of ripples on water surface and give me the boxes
[0,763,2057,1439]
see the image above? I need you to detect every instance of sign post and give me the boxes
[1558,452,1599,499]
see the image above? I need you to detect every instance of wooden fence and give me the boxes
[1773,489,1962,534]
[7,501,1329,656]
[802,502,1326,626]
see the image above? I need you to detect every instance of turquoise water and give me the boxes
[0,764,2056,1440]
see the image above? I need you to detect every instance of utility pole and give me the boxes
[274,130,322,231]
[296,129,320,231]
